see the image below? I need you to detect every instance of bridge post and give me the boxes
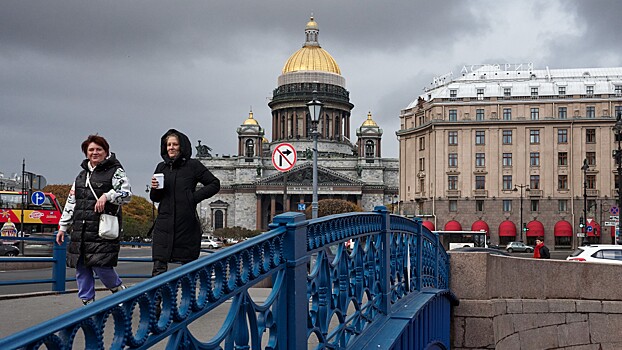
[52,238,67,292]
[375,206,391,315]
[270,212,309,349]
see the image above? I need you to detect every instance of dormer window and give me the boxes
[477,88,484,100]
[558,86,566,97]
[615,85,622,97]
[531,87,539,99]
[503,88,511,97]
[450,89,457,99]
[586,85,594,96]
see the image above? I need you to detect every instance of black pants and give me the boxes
[151,260,168,277]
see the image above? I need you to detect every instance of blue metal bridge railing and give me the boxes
[0,206,458,349]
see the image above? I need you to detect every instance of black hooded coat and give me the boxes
[150,129,220,263]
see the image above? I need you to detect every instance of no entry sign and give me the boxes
[272,143,297,172]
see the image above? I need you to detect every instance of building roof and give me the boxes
[361,111,378,127]
[282,17,341,75]
[243,110,259,125]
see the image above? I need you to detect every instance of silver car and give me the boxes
[505,241,533,253]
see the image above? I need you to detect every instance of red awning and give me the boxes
[554,220,573,237]
[444,220,462,231]
[586,221,601,237]
[422,221,435,231]
[526,220,544,237]
[498,220,517,237]
[471,220,490,236]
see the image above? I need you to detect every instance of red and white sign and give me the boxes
[272,143,297,172]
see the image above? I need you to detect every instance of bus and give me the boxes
[0,191,62,240]
[433,230,488,251]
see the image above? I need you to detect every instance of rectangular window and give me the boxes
[586,106,595,118]
[531,200,540,212]
[475,153,485,167]
[616,105,622,119]
[475,131,485,145]
[586,129,596,143]
[558,107,567,119]
[558,175,568,190]
[503,200,512,212]
[616,85,622,96]
[558,86,566,96]
[530,175,540,189]
[419,137,425,150]
[586,85,594,96]
[530,107,539,120]
[476,109,484,121]
[477,88,484,100]
[558,129,568,143]
[419,158,425,171]
[504,88,511,97]
[530,129,540,144]
[558,199,568,212]
[503,153,513,167]
[531,87,538,98]
[448,131,458,145]
[530,152,540,166]
[503,175,513,190]
[586,152,596,166]
[502,130,513,144]
[558,152,568,166]
[475,175,486,190]
[450,89,457,98]
[449,200,457,212]
[448,176,458,190]
[449,109,457,121]
[448,153,458,167]
[476,200,484,212]
[587,175,596,189]
[503,108,512,120]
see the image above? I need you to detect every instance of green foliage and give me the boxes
[43,184,72,208]
[304,199,363,219]
[213,226,262,240]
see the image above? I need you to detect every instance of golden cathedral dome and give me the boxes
[282,17,341,75]
[243,110,259,125]
[262,137,269,144]
[362,111,378,127]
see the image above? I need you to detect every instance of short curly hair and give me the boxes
[81,134,110,156]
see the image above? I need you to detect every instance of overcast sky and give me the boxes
[2,0,621,196]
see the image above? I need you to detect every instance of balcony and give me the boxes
[586,189,599,197]
[529,189,543,197]
[446,190,461,198]
[473,189,488,197]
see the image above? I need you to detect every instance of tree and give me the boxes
[304,199,363,219]
[213,226,262,241]
[43,184,71,208]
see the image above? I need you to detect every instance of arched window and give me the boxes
[214,210,224,230]
[245,139,254,157]
[365,140,375,158]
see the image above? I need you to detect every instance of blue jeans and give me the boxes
[76,256,122,301]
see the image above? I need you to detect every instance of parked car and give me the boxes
[505,241,533,253]
[0,243,20,256]
[201,239,223,249]
[566,245,622,265]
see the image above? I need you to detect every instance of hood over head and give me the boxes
[161,129,192,163]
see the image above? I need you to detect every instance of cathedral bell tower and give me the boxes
[356,112,383,162]
[237,110,264,161]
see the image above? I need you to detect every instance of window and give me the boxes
[365,140,375,158]
[530,175,540,189]
[586,152,596,166]
[558,200,568,212]
[475,153,485,167]
[476,109,484,121]
[616,85,622,97]
[558,152,568,166]
[530,152,540,166]
[587,175,596,189]
[214,210,224,230]
[448,153,458,167]
[450,89,457,98]
[586,85,594,96]
[503,200,512,212]
[475,175,486,190]
[616,105,622,119]
[558,86,566,96]
[419,158,425,171]
[245,139,254,157]
[586,129,596,143]
[503,175,513,190]
[504,88,511,97]
[558,129,568,143]
[503,153,513,167]
[531,200,540,212]
[530,108,539,120]
[448,131,458,145]
[531,87,539,98]
[530,130,540,144]
[477,88,484,100]
[503,108,512,120]
[448,176,458,190]
[449,200,457,212]
[419,137,425,150]
[502,130,513,144]
[475,131,485,145]
[449,109,457,121]
[586,106,595,118]
[476,200,484,212]
[558,107,567,119]
[558,175,568,190]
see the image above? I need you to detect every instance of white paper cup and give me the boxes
[154,173,164,189]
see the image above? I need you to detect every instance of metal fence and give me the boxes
[0,206,457,349]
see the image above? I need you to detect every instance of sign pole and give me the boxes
[20,159,26,256]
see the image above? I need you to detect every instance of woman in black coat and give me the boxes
[150,129,220,276]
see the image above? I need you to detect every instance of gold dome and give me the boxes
[243,110,258,125]
[306,16,318,30]
[282,17,341,75]
[262,137,269,143]
[362,111,378,127]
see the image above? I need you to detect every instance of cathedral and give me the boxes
[199,17,398,231]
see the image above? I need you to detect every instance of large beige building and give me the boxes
[398,65,622,249]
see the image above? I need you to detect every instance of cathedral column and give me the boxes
[270,195,276,221]
[356,195,361,208]
[256,195,262,230]
[285,194,291,212]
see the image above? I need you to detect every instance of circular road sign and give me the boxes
[586,225,593,233]
[31,191,46,206]
[272,143,297,172]
[611,206,619,215]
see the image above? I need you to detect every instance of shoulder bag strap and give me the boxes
[86,172,120,215]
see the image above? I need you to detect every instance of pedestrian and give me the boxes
[56,134,132,305]
[149,129,220,276]
[533,237,550,259]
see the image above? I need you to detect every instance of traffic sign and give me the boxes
[586,226,593,233]
[272,143,297,172]
[604,221,619,227]
[611,216,619,221]
[31,191,45,206]
[611,206,620,216]
[297,203,306,211]
[577,232,586,237]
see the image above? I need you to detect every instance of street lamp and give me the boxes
[392,194,399,214]
[145,185,155,224]
[307,90,323,219]
[581,159,589,246]
[613,112,622,244]
[513,184,530,242]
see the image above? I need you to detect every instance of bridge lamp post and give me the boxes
[581,159,589,246]
[614,112,622,244]
[307,91,323,219]
[513,184,530,242]
[145,185,155,224]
